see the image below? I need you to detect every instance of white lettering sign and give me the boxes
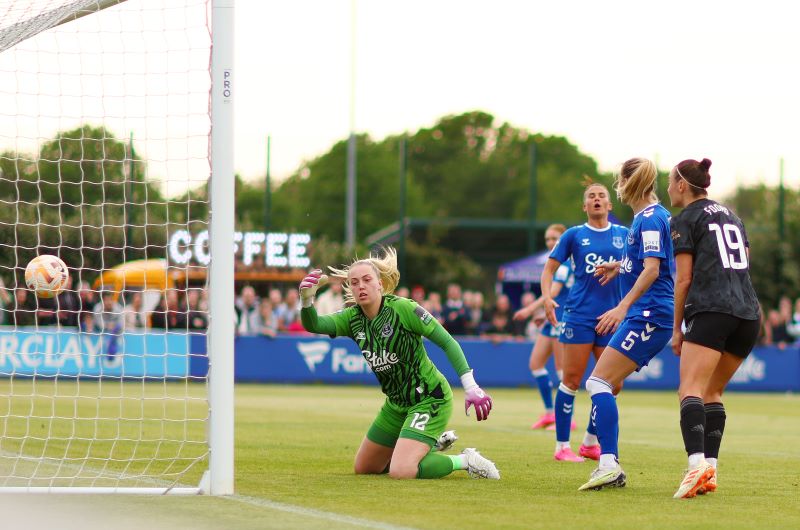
[168,230,311,267]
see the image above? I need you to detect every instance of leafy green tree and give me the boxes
[0,125,196,284]
[726,184,800,308]
[268,111,614,243]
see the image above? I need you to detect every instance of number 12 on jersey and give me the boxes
[709,223,747,269]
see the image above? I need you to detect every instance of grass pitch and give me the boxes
[236,385,800,530]
[1,383,799,529]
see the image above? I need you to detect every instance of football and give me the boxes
[25,254,70,298]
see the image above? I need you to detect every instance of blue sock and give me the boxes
[586,403,597,436]
[554,383,577,443]
[532,369,553,411]
[591,391,619,459]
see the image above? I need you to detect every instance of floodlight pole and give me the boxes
[265,135,272,231]
[398,137,407,280]
[528,142,538,253]
[345,0,357,249]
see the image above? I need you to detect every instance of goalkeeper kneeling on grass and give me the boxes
[299,247,499,480]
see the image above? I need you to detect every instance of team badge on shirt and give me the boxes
[612,236,624,249]
[381,323,393,337]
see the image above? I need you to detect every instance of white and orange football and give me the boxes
[25,255,70,298]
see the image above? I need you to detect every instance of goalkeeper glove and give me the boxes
[461,370,493,421]
[299,269,329,308]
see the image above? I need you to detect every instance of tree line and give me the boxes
[0,114,797,308]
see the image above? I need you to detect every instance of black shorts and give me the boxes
[684,312,760,358]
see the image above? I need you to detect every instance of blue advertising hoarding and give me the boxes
[0,327,193,378]
[1,327,797,392]
[193,334,800,392]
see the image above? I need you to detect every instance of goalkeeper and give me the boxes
[299,247,499,480]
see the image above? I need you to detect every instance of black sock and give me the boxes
[704,402,726,459]
[679,396,706,456]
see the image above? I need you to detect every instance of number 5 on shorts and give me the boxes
[620,331,639,351]
[620,323,656,351]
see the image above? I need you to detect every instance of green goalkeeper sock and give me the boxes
[416,452,458,479]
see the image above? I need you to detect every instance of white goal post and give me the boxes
[0,0,234,494]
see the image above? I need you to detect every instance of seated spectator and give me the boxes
[12,287,36,327]
[482,294,515,333]
[56,276,81,327]
[443,283,467,336]
[184,288,208,330]
[268,288,288,328]
[280,288,302,331]
[80,311,95,333]
[122,291,148,330]
[410,285,426,305]
[517,292,539,340]
[315,277,345,315]
[395,286,410,299]
[150,289,187,330]
[92,290,122,334]
[0,275,12,325]
[424,292,444,324]
[764,308,793,349]
[788,297,800,340]
[92,291,124,333]
[77,281,97,315]
[464,290,485,336]
[35,295,59,326]
[481,310,516,343]
[257,299,278,337]
[235,286,260,335]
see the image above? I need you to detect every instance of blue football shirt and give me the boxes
[618,203,674,326]
[549,222,628,323]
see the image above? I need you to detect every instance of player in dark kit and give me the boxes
[299,247,499,480]
[667,158,761,498]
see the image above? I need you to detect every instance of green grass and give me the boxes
[2,382,799,529]
[235,385,800,530]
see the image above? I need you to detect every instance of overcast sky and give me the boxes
[1,0,798,200]
[238,0,799,197]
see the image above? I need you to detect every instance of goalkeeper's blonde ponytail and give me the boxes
[329,247,400,306]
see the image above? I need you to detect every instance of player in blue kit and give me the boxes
[513,223,572,430]
[579,158,675,491]
[541,182,628,462]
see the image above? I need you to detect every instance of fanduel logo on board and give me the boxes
[296,341,370,374]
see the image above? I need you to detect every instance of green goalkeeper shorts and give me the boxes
[367,395,453,448]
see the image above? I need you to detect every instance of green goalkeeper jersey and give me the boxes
[301,295,471,407]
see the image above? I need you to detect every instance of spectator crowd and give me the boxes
[1,273,799,348]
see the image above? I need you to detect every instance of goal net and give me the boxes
[0,0,228,493]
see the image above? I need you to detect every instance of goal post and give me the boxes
[209,0,235,496]
[0,0,235,494]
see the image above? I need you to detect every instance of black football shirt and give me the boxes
[670,198,759,321]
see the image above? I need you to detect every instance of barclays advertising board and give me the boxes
[0,327,192,378]
[221,335,800,392]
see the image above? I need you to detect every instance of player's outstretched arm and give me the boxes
[299,269,337,335]
[425,323,493,421]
